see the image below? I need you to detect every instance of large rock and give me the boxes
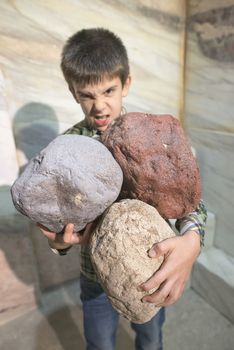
[90,199,175,324]
[101,113,201,218]
[11,135,123,233]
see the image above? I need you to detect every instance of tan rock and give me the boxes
[90,199,175,324]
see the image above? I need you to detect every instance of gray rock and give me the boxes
[11,135,123,233]
[90,199,175,324]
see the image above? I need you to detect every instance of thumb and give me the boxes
[63,223,74,243]
[148,238,173,258]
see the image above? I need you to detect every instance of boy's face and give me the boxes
[71,76,131,132]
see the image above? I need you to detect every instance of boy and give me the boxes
[40,28,207,350]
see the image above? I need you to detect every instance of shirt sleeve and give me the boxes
[63,124,82,135]
[175,200,207,246]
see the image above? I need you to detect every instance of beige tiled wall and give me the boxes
[0,0,233,321]
[185,0,234,256]
[0,1,186,322]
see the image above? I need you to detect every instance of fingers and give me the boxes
[38,218,100,247]
[142,279,173,305]
[37,222,80,245]
[37,223,56,241]
[140,268,165,292]
[163,281,185,306]
[140,236,188,307]
[140,249,175,291]
[148,237,174,258]
[63,223,75,244]
[63,220,100,245]
[142,277,184,307]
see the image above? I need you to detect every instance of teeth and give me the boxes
[95,116,107,120]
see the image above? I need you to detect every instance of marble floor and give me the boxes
[0,280,233,350]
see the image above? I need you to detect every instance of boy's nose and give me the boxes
[92,98,106,114]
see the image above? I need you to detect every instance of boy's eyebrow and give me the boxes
[77,90,94,96]
[77,84,118,96]
[105,84,118,91]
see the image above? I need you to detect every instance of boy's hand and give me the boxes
[37,220,98,250]
[140,231,200,307]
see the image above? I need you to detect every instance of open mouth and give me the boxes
[94,116,110,127]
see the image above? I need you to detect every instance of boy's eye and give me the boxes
[105,88,114,96]
[79,93,93,100]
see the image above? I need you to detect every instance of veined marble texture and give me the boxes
[0,0,186,170]
[0,76,19,186]
[188,129,234,256]
[186,0,234,132]
[0,0,187,305]
[189,0,234,62]
[185,36,234,132]
[185,0,234,257]
[0,0,233,324]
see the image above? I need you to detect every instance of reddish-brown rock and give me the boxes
[101,113,201,219]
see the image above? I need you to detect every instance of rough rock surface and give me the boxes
[101,113,201,218]
[11,135,123,233]
[90,199,175,324]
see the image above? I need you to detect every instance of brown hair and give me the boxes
[61,28,129,88]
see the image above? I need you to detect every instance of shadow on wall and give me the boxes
[1,102,60,286]
[13,102,59,172]
[0,102,82,349]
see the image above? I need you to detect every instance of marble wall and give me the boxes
[0,0,186,322]
[0,0,233,323]
[185,0,234,257]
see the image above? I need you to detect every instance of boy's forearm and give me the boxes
[181,229,201,253]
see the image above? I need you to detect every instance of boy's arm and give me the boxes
[140,200,207,307]
[38,221,97,255]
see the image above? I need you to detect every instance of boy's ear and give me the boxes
[69,83,80,104]
[122,75,132,97]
